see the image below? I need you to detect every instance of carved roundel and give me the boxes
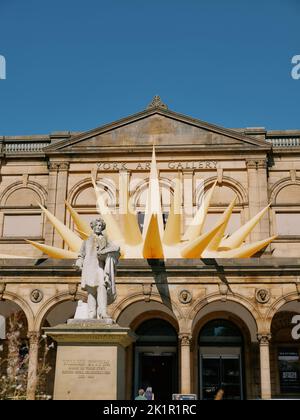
[30,289,44,303]
[256,289,270,304]
[179,289,192,304]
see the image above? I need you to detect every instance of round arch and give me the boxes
[265,293,300,330]
[0,181,47,207]
[196,176,248,205]
[117,304,179,332]
[188,294,260,342]
[112,292,183,326]
[131,177,175,208]
[67,178,116,208]
[33,291,86,331]
[1,292,34,331]
[269,178,300,204]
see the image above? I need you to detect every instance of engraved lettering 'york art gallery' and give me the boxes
[1,96,300,401]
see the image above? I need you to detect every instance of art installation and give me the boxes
[1,148,276,260]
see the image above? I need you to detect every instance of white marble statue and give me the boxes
[75,218,120,320]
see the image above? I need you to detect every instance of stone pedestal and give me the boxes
[45,321,136,400]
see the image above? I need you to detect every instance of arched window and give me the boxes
[274,184,300,237]
[68,180,116,229]
[133,179,174,232]
[136,319,177,345]
[1,185,44,239]
[199,183,243,236]
[199,319,243,346]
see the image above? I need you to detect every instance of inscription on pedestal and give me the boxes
[53,346,119,400]
[62,359,112,379]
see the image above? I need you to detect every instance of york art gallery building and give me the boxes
[0,97,300,400]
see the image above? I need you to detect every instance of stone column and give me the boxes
[257,333,272,400]
[179,334,192,394]
[45,161,69,248]
[246,158,270,242]
[257,159,270,240]
[0,137,3,185]
[246,160,260,242]
[26,331,40,400]
[183,170,194,231]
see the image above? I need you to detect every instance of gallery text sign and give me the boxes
[97,160,218,171]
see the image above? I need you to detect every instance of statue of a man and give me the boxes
[75,218,120,320]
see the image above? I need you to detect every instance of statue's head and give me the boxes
[90,218,106,235]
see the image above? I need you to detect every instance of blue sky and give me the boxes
[0,0,299,135]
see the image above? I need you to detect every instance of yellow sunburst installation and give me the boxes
[25,148,277,260]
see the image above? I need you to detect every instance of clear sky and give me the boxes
[0,0,299,135]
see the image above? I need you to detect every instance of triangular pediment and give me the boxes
[45,107,271,154]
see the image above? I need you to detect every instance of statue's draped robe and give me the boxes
[77,234,120,305]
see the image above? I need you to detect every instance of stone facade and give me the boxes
[0,100,300,400]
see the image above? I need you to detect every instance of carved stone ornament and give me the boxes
[68,283,78,300]
[179,334,192,346]
[256,288,270,304]
[219,283,228,295]
[147,95,168,110]
[257,159,267,169]
[246,160,257,169]
[257,333,272,344]
[179,289,192,304]
[142,284,152,302]
[30,289,43,303]
[27,331,40,345]
[48,161,70,171]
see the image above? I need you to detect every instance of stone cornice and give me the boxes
[0,258,300,279]
[44,323,136,347]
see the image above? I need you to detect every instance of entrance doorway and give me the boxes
[200,349,243,400]
[199,319,244,400]
[134,319,178,400]
[137,350,177,400]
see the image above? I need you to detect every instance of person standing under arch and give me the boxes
[144,386,154,400]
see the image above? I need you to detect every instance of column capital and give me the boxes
[257,159,267,169]
[246,159,257,169]
[182,169,194,175]
[27,331,40,345]
[179,333,192,346]
[48,161,70,171]
[257,333,272,344]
